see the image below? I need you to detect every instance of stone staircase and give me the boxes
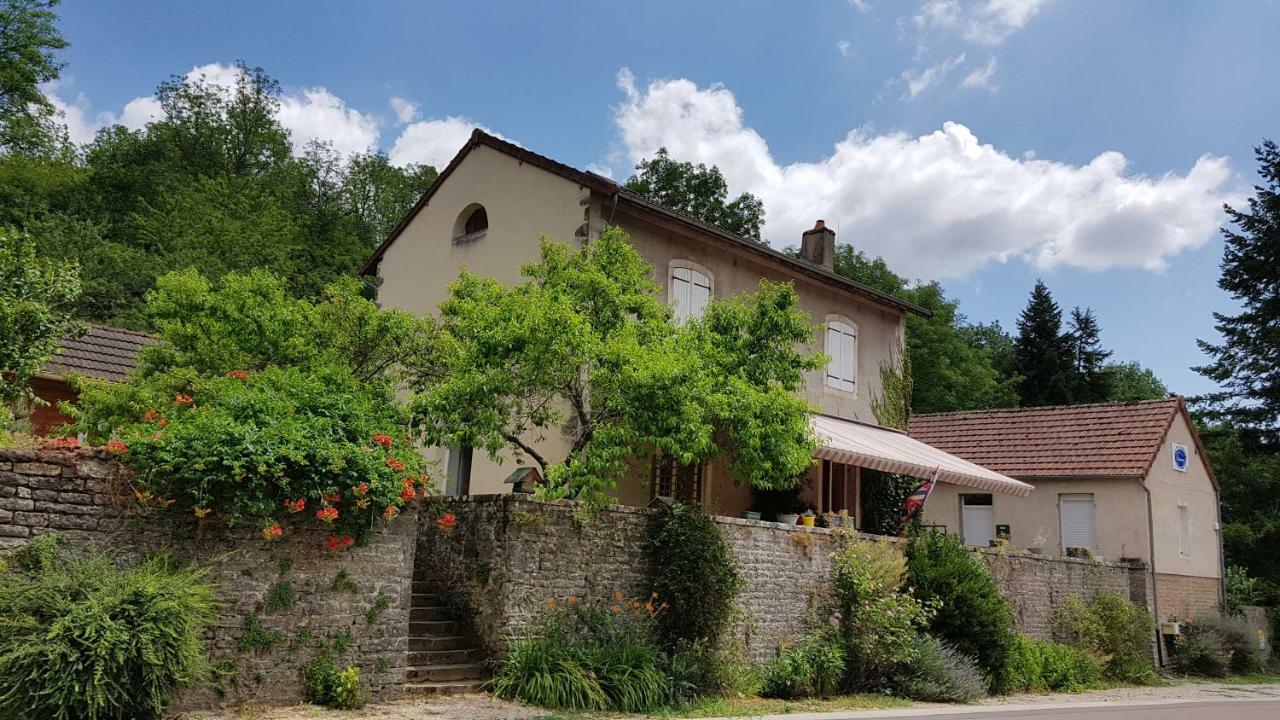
[404,576,490,695]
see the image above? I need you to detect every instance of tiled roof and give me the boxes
[907,398,1184,479]
[41,325,156,383]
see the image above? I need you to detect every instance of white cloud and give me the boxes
[914,0,1048,45]
[901,54,966,99]
[389,116,502,168]
[585,162,614,179]
[613,71,1240,279]
[848,0,873,12]
[390,96,420,124]
[43,80,161,145]
[836,40,855,59]
[961,56,999,91]
[276,87,379,156]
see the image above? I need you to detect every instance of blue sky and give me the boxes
[47,1,1280,396]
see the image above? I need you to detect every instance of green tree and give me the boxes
[1103,361,1168,402]
[1067,307,1112,403]
[1199,422,1280,594]
[0,0,68,154]
[0,227,80,426]
[1014,280,1074,407]
[409,226,820,510]
[1195,140,1280,434]
[625,147,765,242]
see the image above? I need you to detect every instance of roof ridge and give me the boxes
[86,323,157,340]
[911,397,1180,420]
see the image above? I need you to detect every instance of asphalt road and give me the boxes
[834,699,1280,720]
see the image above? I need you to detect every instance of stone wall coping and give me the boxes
[439,493,1138,570]
[0,446,113,463]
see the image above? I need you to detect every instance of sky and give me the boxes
[44,0,1280,397]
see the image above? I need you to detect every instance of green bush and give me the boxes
[489,601,671,712]
[644,503,742,651]
[831,538,934,691]
[999,633,1100,693]
[759,629,846,700]
[1052,592,1156,683]
[303,653,364,709]
[1000,634,1046,692]
[905,530,1016,690]
[894,635,986,703]
[0,539,216,720]
[1170,616,1263,677]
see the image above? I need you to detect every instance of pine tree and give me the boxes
[1195,140,1280,433]
[1068,307,1113,403]
[1014,280,1073,407]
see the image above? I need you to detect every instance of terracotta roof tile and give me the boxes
[907,399,1182,478]
[41,325,156,383]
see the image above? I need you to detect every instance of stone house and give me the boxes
[362,129,1031,519]
[909,398,1223,622]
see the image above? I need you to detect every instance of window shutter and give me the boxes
[671,267,691,322]
[689,270,711,319]
[840,326,857,392]
[826,321,857,392]
[826,324,843,387]
[1059,494,1096,550]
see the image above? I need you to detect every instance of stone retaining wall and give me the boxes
[419,494,1148,662]
[0,448,416,709]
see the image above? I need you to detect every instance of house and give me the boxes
[363,129,1032,520]
[909,398,1223,621]
[23,325,154,435]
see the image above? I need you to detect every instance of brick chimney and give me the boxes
[800,219,836,270]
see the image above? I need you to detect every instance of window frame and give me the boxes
[824,316,858,394]
[668,260,714,323]
[1058,492,1097,552]
[650,454,706,504]
[452,203,489,244]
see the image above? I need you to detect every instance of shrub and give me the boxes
[894,634,986,703]
[1170,616,1263,677]
[0,540,216,720]
[1000,634,1047,693]
[1052,592,1155,683]
[905,530,1016,690]
[999,633,1100,693]
[831,537,934,690]
[644,502,742,651]
[489,600,671,712]
[303,653,364,709]
[759,629,846,700]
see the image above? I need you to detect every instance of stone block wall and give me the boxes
[420,495,1148,662]
[1156,572,1223,621]
[0,448,416,709]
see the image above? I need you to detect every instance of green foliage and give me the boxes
[893,634,986,703]
[331,569,360,594]
[645,502,742,651]
[489,602,672,712]
[1170,616,1264,677]
[1104,361,1169,402]
[858,470,918,536]
[10,531,61,572]
[624,147,765,242]
[830,538,934,690]
[0,539,216,720]
[1201,423,1280,591]
[0,0,69,154]
[277,556,293,575]
[870,345,912,430]
[365,593,390,624]
[303,653,364,709]
[239,613,283,653]
[759,629,846,700]
[999,634,1100,693]
[1223,566,1261,615]
[1052,592,1156,683]
[905,530,1016,689]
[410,226,820,511]
[0,228,82,424]
[72,269,428,540]
[264,580,295,613]
[1014,280,1075,407]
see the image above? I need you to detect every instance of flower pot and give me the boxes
[777,513,800,526]
[801,515,816,527]
[742,511,762,521]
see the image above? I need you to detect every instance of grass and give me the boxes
[532,694,911,720]
[1184,673,1280,685]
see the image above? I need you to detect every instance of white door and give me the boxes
[1059,493,1097,551]
[961,495,995,547]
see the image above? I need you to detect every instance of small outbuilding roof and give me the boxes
[40,325,156,383]
[908,398,1211,483]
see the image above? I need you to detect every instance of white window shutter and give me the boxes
[826,324,842,387]
[841,325,857,392]
[689,270,711,319]
[671,267,691,322]
[826,320,857,392]
[1060,494,1097,550]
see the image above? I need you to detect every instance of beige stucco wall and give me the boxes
[923,477,1152,563]
[1146,412,1222,579]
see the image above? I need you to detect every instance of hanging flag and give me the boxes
[897,466,940,533]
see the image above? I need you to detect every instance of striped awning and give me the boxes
[812,414,1033,497]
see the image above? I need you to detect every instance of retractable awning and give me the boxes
[812,414,1033,497]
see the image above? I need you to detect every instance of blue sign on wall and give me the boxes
[1172,443,1189,473]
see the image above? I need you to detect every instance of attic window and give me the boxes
[453,204,488,244]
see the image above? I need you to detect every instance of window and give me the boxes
[464,207,488,234]
[452,204,488,243]
[670,266,711,322]
[1178,505,1191,557]
[1059,493,1096,551]
[651,455,705,503]
[825,319,857,392]
[961,494,995,547]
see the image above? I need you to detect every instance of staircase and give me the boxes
[404,575,490,695]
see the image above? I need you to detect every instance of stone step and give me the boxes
[409,635,477,652]
[410,648,484,666]
[406,663,489,682]
[410,605,454,622]
[411,580,442,595]
[410,619,463,636]
[404,680,487,696]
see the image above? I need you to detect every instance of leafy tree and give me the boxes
[409,226,820,510]
[1195,140,1280,434]
[0,0,68,154]
[1067,307,1112,403]
[1014,280,1074,407]
[625,147,765,242]
[0,227,81,425]
[1199,422,1280,593]
[1103,361,1168,402]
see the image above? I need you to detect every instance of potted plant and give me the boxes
[800,508,817,527]
[777,511,801,526]
[741,510,762,521]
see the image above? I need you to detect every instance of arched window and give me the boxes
[670,263,712,322]
[825,318,857,392]
[453,204,488,243]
